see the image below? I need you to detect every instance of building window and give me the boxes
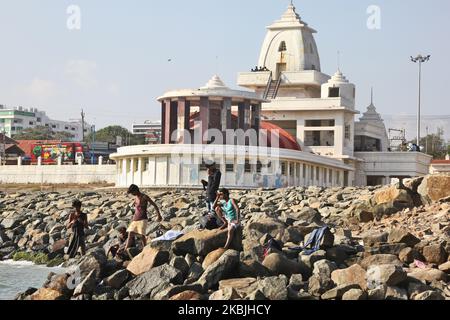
[345,125,351,140]
[72,128,76,131]
[65,126,69,130]
[29,121,34,125]
[311,64,316,71]
[305,131,335,147]
[278,41,287,52]
[305,120,335,127]
[52,125,56,129]
[329,87,340,98]
[226,164,234,172]
[45,124,49,127]
[37,118,41,122]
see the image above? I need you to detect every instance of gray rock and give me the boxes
[342,289,367,300]
[263,253,310,278]
[321,284,360,300]
[413,290,445,301]
[170,256,190,279]
[127,264,183,299]
[366,264,407,287]
[387,229,420,247]
[103,270,130,289]
[257,275,288,300]
[197,250,240,290]
[385,286,408,300]
[74,270,97,296]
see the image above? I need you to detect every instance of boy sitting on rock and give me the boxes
[213,188,241,250]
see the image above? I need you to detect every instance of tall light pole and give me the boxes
[410,54,431,151]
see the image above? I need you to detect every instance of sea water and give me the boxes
[0,260,66,300]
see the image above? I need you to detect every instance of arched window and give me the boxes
[278,41,287,52]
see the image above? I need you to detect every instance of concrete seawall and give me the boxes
[0,165,116,184]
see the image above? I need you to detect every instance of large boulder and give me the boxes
[126,247,170,276]
[202,248,227,270]
[262,253,309,278]
[74,270,97,296]
[170,291,202,301]
[387,229,420,247]
[218,278,259,299]
[360,254,403,270]
[197,250,240,290]
[385,286,408,300]
[321,284,360,300]
[342,289,367,301]
[366,265,407,287]
[422,244,448,265]
[331,264,367,290]
[127,264,183,299]
[77,248,107,280]
[290,207,321,224]
[173,229,241,256]
[257,275,288,300]
[30,288,65,301]
[103,270,130,289]
[209,287,242,300]
[418,174,450,204]
[244,214,286,239]
[373,186,414,211]
[408,268,448,283]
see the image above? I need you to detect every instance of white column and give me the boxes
[137,158,143,186]
[38,156,42,166]
[296,119,305,150]
[130,158,135,184]
[98,156,103,166]
[57,156,62,166]
[17,156,22,166]
[122,159,127,187]
[77,157,82,166]
[335,115,344,156]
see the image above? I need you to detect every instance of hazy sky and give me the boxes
[0,0,449,130]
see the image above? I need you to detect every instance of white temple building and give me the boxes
[111,3,432,189]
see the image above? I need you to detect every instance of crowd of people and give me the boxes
[66,162,241,259]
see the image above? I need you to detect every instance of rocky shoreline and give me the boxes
[0,174,449,301]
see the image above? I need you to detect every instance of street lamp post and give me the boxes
[410,54,431,151]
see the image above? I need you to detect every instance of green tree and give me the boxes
[410,127,448,159]
[12,126,74,141]
[85,125,145,146]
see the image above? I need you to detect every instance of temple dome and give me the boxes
[257,3,321,73]
[201,75,229,90]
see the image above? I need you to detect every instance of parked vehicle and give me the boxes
[31,142,86,165]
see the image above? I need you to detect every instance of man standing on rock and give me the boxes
[126,184,162,251]
[201,162,222,221]
[67,200,89,259]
